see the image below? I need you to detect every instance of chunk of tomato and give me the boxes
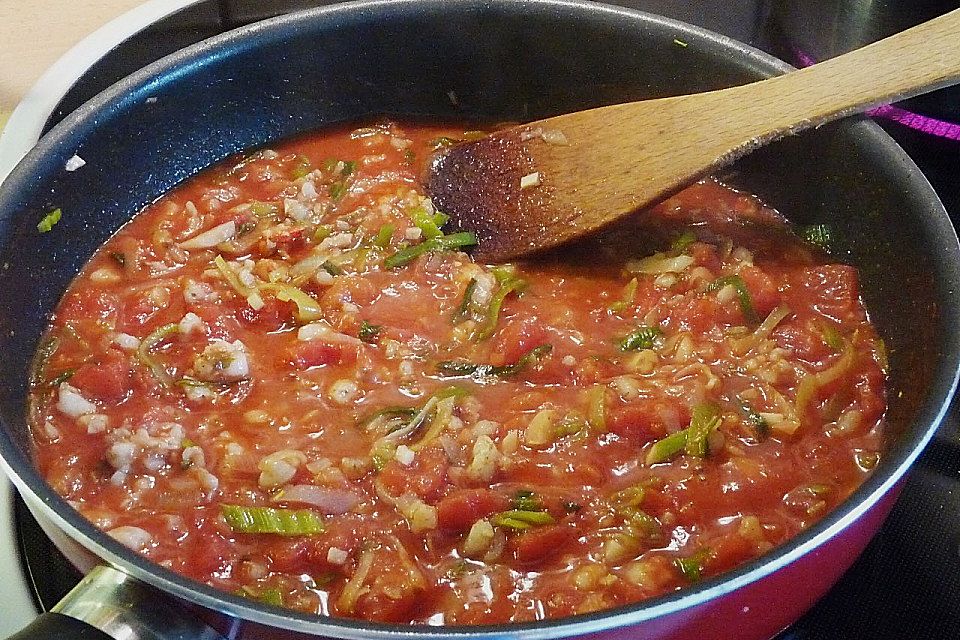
[510,524,575,566]
[289,340,358,368]
[71,352,131,404]
[377,448,449,502]
[436,489,509,531]
[489,317,548,367]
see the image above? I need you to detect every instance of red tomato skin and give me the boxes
[489,317,548,367]
[71,353,131,404]
[510,524,576,565]
[377,448,449,502]
[289,341,357,368]
[436,489,509,531]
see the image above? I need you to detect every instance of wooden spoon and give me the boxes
[427,8,960,263]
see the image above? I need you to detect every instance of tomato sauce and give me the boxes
[28,121,886,624]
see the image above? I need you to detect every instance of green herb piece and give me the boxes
[321,260,345,276]
[257,588,284,606]
[429,136,460,150]
[707,274,759,325]
[109,252,126,267]
[31,337,61,386]
[251,202,279,218]
[491,509,556,530]
[618,325,663,352]
[137,323,179,386]
[313,224,333,242]
[45,370,75,388]
[411,207,447,239]
[674,548,713,583]
[607,277,638,314]
[383,231,477,269]
[645,430,688,465]
[586,385,607,431]
[612,485,646,509]
[683,403,722,458]
[564,502,582,513]
[512,489,543,512]
[329,181,348,201]
[473,276,527,341]
[671,230,697,253]
[403,149,416,163]
[37,208,62,233]
[291,155,312,179]
[259,283,323,322]
[735,395,769,438]
[221,505,325,536]
[341,160,356,176]
[821,324,844,352]
[373,224,395,248]
[452,278,479,324]
[236,221,258,237]
[358,406,417,428]
[358,321,382,344]
[799,223,833,253]
[435,344,552,379]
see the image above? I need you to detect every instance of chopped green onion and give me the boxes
[321,260,345,276]
[674,547,712,582]
[452,278,479,324]
[329,181,348,201]
[31,337,60,386]
[37,208,62,233]
[257,588,284,607]
[821,324,844,352]
[137,323,179,386]
[491,510,556,529]
[707,275,759,325]
[259,283,323,322]
[436,344,552,379]
[410,207,446,239]
[683,403,722,457]
[358,406,417,429]
[618,325,663,352]
[799,223,833,253]
[313,224,333,242]
[429,136,459,150]
[383,231,477,269]
[290,155,312,179]
[645,430,688,465]
[735,396,769,438]
[221,505,325,536]
[214,255,254,298]
[586,385,607,431]
[341,160,356,176]
[358,321,382,344]
[373,224,395,248]
[512,489,543,512]
[473,276,526,341]
[251,202,279,218]
[671,230,697,253]
[607,277,638,314]
[45,370,75,388]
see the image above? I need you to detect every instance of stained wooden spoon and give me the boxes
[427,8,960,263]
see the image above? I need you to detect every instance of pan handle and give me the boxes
[7,565,227,640]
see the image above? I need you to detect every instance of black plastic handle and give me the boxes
[8,613,114,640]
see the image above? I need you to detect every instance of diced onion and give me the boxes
[178,220,237,249]
[274,484,360,514]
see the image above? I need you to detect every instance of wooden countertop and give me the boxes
[0,0,143,127]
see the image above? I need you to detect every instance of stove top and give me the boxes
[4,1,960,638]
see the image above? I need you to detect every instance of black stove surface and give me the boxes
[13,1,960,638]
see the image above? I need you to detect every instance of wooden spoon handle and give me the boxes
[725,8,960,139]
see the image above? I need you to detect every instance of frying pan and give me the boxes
[1,1,959,638]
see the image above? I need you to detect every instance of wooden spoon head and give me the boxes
[428,127,604,263]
